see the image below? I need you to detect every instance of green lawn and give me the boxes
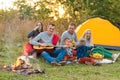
[0,45,120,80]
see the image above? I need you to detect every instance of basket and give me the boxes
[90,48,104,60]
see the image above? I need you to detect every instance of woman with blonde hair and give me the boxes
[80,29,120,62]
[81,29,93,46]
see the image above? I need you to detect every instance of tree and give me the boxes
[14,0,51,20]
[13,0,120,28]
[58,0,120,28]
[83,0,120,28]
[58,0,89,23]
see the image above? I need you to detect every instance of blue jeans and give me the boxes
[41,48,67,63]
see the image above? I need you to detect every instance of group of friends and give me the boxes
[22,22,120,66]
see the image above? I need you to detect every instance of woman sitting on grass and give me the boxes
[22,22,43,57]
[81,29,120,62]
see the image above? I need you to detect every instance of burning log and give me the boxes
[3,56,45,75]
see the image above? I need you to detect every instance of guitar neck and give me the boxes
[55,45,75,49]
[33,45,76,50]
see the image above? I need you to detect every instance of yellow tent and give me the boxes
[75,17,120,49]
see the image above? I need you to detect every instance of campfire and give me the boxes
[3,56,45,75]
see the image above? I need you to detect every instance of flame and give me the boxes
[3,56,31,70]
[13,56,31,67]
[3,56,45,75]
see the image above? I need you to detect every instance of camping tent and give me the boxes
[75,17,120,50]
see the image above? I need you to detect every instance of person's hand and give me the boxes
[34,26,39,31]
[40,43,48,47]
[33,27,37,31]
[68,42,73,47]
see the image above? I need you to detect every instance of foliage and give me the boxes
[0,0,120,44]
[59,0,89,23]
[57,0,120,28]
[83,0,120,28]
[9,0,120,28]
[14,0,51,20]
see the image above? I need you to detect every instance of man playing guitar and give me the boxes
[29,24,68,66]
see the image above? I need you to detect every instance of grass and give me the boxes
[0,45,120,80]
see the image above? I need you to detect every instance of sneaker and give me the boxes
[98,59,113,64]
[51,62,61,66]
[66,61,72,64]
[112,61,115,63]
[59,61,66,66]
[113,53,120,62]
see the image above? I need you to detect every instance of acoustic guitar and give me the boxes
[33,44,75,56]
[33,44,55,56]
